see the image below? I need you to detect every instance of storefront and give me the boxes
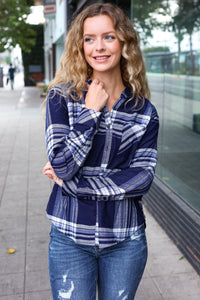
[141,1,200,274]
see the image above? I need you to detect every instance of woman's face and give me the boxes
[83,15,122,77]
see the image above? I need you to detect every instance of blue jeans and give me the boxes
[49,224,147,300]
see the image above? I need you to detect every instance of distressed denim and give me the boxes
[49,224,147,300]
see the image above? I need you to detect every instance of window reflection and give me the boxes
[142,0,200,213]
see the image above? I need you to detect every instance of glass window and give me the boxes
[142,1,200,213]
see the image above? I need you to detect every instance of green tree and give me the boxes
[171,0,200,74]
[0,0,36,53]
[130,0,169,41]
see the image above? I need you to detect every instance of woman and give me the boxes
[43,3,159,300]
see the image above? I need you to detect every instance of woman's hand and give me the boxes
[43,162,63,187]
[85,78,109,112]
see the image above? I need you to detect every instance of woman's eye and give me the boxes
[84,37,93,42]
[105,35,115,40]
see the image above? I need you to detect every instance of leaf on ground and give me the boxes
[179,255,184,260]
[7,249,16,254]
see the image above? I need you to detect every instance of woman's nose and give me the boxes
[96,38,105,51]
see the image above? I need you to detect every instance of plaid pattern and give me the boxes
[45,83,159,248]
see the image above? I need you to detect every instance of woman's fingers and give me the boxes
[43,169,54,179]
[42,161,63,187]
[85,79,109,111]
[43,161,52,174]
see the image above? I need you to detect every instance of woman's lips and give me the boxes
[93,55,110,61]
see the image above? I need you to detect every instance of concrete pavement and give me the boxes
[0,76,199,299]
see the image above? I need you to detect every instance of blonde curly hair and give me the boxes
[48,3,150,104]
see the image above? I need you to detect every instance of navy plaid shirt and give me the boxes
[45,83,159,248]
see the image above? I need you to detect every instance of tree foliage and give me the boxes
[171,0,200,39]
[129,0,169,41]
[176,0,200,35]
[170,0,200,74]
[0,0,36,53]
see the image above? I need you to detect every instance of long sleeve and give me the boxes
[62,103,159,200]
[45,87,101,181]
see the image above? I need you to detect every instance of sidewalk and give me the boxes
[0,83,199,300]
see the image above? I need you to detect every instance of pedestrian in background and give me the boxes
[43,3,159,300]
[8,63,15,89]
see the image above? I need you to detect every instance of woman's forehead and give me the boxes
[83,15,115,34]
